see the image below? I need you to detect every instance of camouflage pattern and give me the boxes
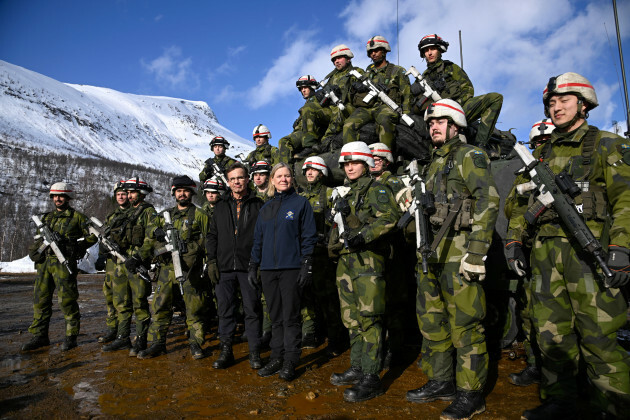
[278,95,332,162]
[343,62,411,149]
[27,207,97,337]
[138,205,211,345]
[102,258,122,331]
[462,93,503,146]
[322,66,364,138]
[245,144,280,168]
[329,174,400,374]
[201,201,215,218]
[375,170,405,195]
[199,154,237,183]
[506,123,630,412]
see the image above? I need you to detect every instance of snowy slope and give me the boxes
[0,60,252,178]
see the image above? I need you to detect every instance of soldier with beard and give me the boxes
[199,136,237,183]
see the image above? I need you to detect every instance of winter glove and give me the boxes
[95,255,107,271]
[459,240,489,282]
[154,228,166,243]
[125,255,141,274]
[410,80,425,96]
[334,198,351,217]
[352,81,368,93]
[314,89,328,104]
[374,82,388,93]
[296,256,313,288]
[248,262,261,291]
[345,231,365,249]
[207,259,220,285]
[504,241,527,277]
[606,246,630,288]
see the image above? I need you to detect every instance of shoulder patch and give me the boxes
[473,155,487,169]
[377,188,389,203]
[622,148,630,165]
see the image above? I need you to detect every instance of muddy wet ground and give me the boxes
[0,273,578,419]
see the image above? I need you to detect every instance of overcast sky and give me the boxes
[1,0,629,147]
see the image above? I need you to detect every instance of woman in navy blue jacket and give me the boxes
[249,162,317,381]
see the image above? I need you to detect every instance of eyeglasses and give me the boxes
[228,176,246,183]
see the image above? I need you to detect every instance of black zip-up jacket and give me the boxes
[206,190,263,272]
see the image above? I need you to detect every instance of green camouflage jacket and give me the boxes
[300,179,333,245]
[327,65,365,106]
[424,135,499,263]
[100,205,132,255]
[420,59,474,108]
[359,62,411,113]
[375,170,405,195]
[246,144,280,168]
[506,122,630,248]
[199,154,237,183]
[201,201,215,219]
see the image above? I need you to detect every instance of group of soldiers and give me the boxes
[21,32,630,420]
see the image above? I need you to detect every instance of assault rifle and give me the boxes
[349,69,415,127]
[512,143,614,287]
[210,161,230,188]
[32,215,73,274]
[316,78,345,111]
[88,217,150,282]
[405,65,442,109]
[162,211,187,294]
[331,186,351,249]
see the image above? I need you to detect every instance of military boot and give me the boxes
[129,335,147,357]
[21,335,50,352]
[137,342,166,359]
[212,343,234,369]
[509,365,541,387]
[257,358,284,377]
[278,360,296,381]
[102,335,131,352]
[343,373,384,403]
[407,380,457,403]
[98,329,117,344]
[294,145,319,160]
[249,350,263,369]
[521,399,577,420]
[61,335,78,351]
[330,366,363,386]
[190,342,204,360]
[301,333,318,349]
[440,390,485,420]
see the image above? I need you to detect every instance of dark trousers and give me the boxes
[216,271,262,350]
[261,269,302,363]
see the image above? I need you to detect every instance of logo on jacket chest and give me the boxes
[285,211,294,220]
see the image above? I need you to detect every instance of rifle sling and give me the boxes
[429,198,462,253]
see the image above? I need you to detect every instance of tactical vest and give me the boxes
[354,63,402,107]
[127,202,155,248]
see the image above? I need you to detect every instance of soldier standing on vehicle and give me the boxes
[128,175,210,360]
[411,34,503,148]
[328,142,400,402]
[505,73,630,419]
[342,36,411,149]
[199,136,237,184]
[23,182,97,352]
[250,160,272,202]
[406,100,498,420]
[278,75,332,162]
[246,125,280,168]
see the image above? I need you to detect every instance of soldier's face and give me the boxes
[423,46,441,64]
[429,118,457,146]
[333,56,350,70]
[116,190,129,207]
[531,135,551,148]
[305,168,321,182]
[370,157,387,173]
[369,48,386,64]
[254,136,268,147]
[212,145,225,156]
[300,86,312,99]
[271,167,292,192]
[205,191,220,204]
[253,172,268,187]
[344,161,366,180]
[227,168,249,195]
[547,94,583,131]
[175,188,193,206]
[52,194,69,211]
[128,191,143,206]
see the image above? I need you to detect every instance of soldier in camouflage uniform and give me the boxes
[406,100,498,420]
[278,75,332,162]
[328,141,400,402]
[245,124,280,168]
[251,160,272,202]
[343,36,411,149]
[412,34,502,148]
[128,175,211,360]
[201,176,226,218]
[505,73,630,419]
[23,182,97,352]
[199,136,237,184]
[299,157,346,354]
[95,180,130,345]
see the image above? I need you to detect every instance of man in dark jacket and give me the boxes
[206,162,265,369]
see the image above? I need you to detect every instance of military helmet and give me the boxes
[418,34,449,54]
[209,136,230,149]
[113,180,126,193]
[330,44,354,61]
[251,160,271,174]
[366,35,391,56]
[302,156,329,176]
[424,99,467,128]
[253,124,271,140]
[542,72,598,110]
[170,175,197,196]
[296,75,318,91]
[123,177,153,195]
[203,176,226,193]
[49,182,75,199]
[529,118,555,141]
[368,142,394,163]
[339,141,375,168]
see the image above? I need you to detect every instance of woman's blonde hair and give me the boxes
[267,162,296,196]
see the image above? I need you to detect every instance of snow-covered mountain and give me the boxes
[0,60,252,178]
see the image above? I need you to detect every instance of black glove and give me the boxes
[331,84,342,97]
[607,246,630,288]
[297,256,313,288]
[410,80,425,96]
[154,228,166,242]
[375,82,388,92]
[505,241,527,277]
[352,81,368,93]
[248,262,261,291]
[125,256,141,273]
[335,198,351,217]
[314,89,328,104]
[345,232,365,249]
[207,259,220,285]
[94,255,107,271]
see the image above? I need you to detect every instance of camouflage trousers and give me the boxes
[278,105,331,162]
[530,237,630,414]
[29,256,80,337]
[343,105,399,148]
[416,262,488,391]
[102,260,119,331]
[262,292,271,334]
[300,284,317,336]
[106,259,150,338]
[337,250,386,374]
[323,104,356,139]
[462,92,503,146]
[147,262,209,346]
